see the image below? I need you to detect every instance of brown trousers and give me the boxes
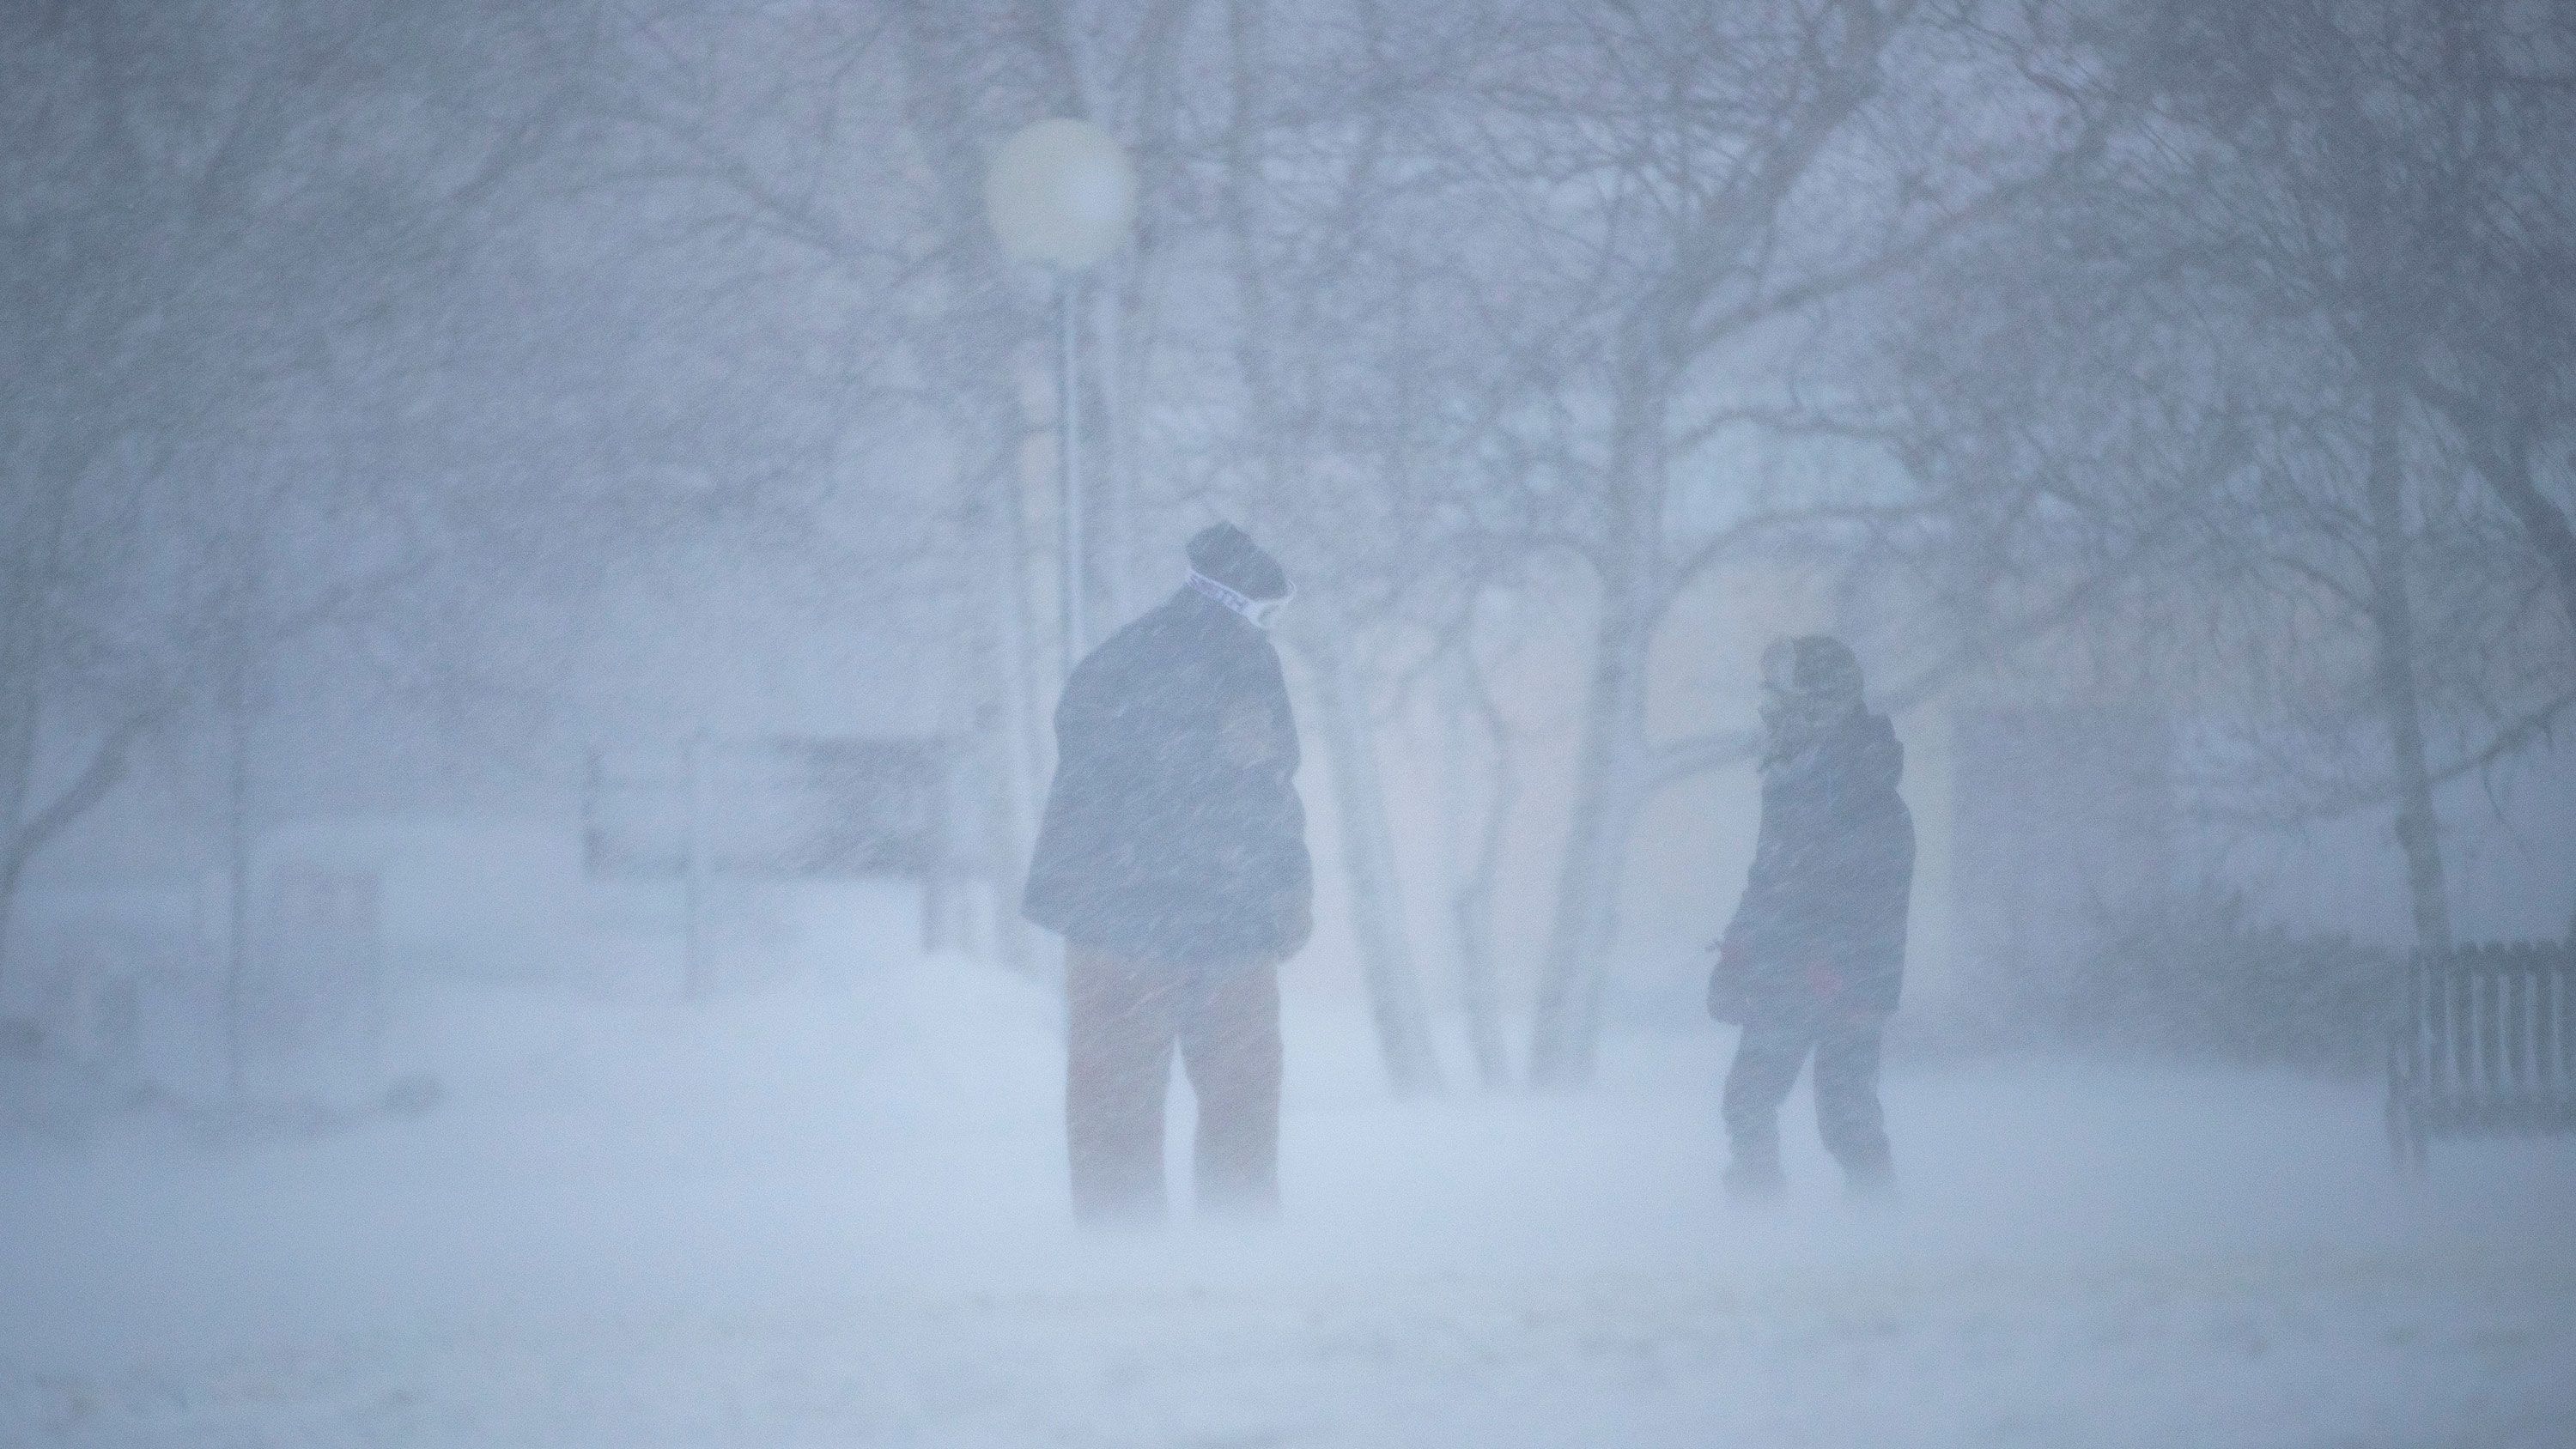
[1065,949,1282,1224]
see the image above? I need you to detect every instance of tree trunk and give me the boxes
[1450,880,1510,1089]
[1527,354,1664,1088]
[1524,611,1649,1087]
[975,395,1049,976]
[1307,629,1444,1095]
[884,0,1057,973]
[221,579,258,1095]
[0,868,18,1009]
[2364,379,2453,954]
[0,500,58,1000]
[971,661,1039,974]
[1214,0,1445,1091]
[0,653,34,1000]
[1440,652,1514,1088]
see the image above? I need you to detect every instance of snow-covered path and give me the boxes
[3,959,2572,1446]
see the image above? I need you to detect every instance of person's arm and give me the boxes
[1246,659,1313,956]
[1800,794,1913,1017]
[1720,782,1796,962]
[1021,654,1123,932]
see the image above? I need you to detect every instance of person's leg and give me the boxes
[1065,949,1179,1225]
[1176,959,1283,1218]
[1813,1015,1893,1194]
[1721,1011,1814,1196]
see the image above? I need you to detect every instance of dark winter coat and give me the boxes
[1714,710,1916,1022]
[1022,587,1314,967]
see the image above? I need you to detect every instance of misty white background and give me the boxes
[4,2,2574,1445]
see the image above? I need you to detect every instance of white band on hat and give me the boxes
[1188,569,1291,628]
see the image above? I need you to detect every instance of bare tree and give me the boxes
[1879,0,2576,962]
[0,0,569,1004]
[1390,0,2113,1082]
[1193,0,1479,1092]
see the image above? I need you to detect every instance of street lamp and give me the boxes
[984,118,1137,677]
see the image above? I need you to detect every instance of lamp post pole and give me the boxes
[1056,273,1083,676]
[983,118,1135,682]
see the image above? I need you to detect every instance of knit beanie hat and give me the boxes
[1186,523,1290,602]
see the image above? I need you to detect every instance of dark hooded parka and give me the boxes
[1714,636,1916,1022]
[1022,526,1313,968]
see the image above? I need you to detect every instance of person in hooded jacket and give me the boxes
[1023,523,1312,1225]
[1708,635,1915,1199]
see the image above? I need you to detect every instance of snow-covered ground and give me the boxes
[3,947,2572,1447]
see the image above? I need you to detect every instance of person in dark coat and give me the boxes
[1023,522,1312,1224]
[1708,634,1915,1198]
